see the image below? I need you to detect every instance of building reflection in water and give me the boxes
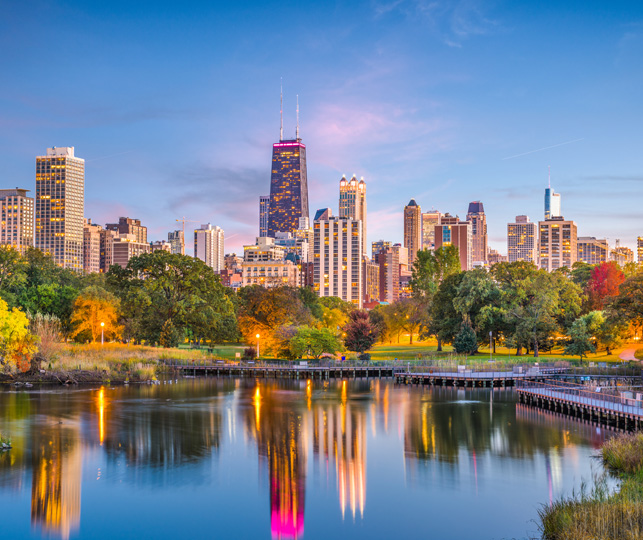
[30,421,82,540]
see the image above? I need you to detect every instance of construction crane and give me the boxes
[175,217,199,255]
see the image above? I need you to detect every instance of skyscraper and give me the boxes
[544,170,562,220]
[267,96,308,237]
[421,210,441,250]
[403,199,422,266]
[538,217,577,272]
[467,201,488,264]
[313,215,363,307]
[339,175,367,254]
[507,215,538,264]
[434,214,472,271]
[259,195,270,237]
[0,188,34,253]
[83,218,102,273]
[168,230,184,255]
[35,147,84,270]
[194,223,224,271]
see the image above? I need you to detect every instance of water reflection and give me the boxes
[0,380,613,540]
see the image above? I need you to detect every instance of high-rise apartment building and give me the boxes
[259,195,270,237]
[507,215,538,264]
[0,188,34,253]
[194,223,224,271]
[467,201,488,264]
[403,199,422,266]
[99,228,117,272]
[339,175,367,254]
[241,237,298,288]
[638,237,643,263]
[267,135,308,236]
[611,241,634,265]
[313,215,362,307]
[362,258,380,305]
[434,214,472,271]
[371,240,391,260]
[106,217,147,244]
[538,217,577,272]
[422,211,441,250]
[111,234,151,268]
[83,219,102,274]
[35,147,84,270]
[577,237,609,265]
[377,247,399,304]
[168,230,184,255]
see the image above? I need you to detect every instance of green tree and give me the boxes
[410,245,461,298]
[430,272,465,350]
[343,310,378,354]
[289,326,342,359]
[565,317,595,361]
[0,246,27,306]
[608,272,643,339]
[453,323,477,355]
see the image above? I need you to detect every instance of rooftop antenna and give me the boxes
[548,165,551,189]
[296,94,300,140]
[280,79,283,142]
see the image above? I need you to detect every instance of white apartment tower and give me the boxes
[313,215,363,307]
[194,223,224,271]
[339,175,367,255]
[0,188,34,254]
[35,147,84,270]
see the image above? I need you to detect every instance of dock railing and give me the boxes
[517,379,643,415]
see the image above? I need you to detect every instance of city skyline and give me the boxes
[1,1,642,255]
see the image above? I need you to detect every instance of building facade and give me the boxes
[434,214,472,271]
[35,147,84,270]
[0,188,34,253]
[339,175,367,255]
[150,240,171,252]
[577,237,609,265]
[105,217,147,244]
[611,242,634,265]
[376,247,399,303]
[538,217,577,272]
[241,260,299,288]
[168,230,184,255]
[313,216,363,307]
[259,195,270,237]
[194,223,224,271]
[507,215,538,264]
[99,228,117,272]
[83,219,102,274]
[403,199,422,266]
[467,201,488,264]
[371,240,391,260]
[638,237,643,263]
[544,185,562,220]
[362,258,380,305]
[422,211,441,250]
[267,139,308,237]
[111,234,151,268]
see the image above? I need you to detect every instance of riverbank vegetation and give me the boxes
[0,246,641,375]
[539,432,643,540]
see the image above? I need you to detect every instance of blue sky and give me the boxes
[1,0,642,255]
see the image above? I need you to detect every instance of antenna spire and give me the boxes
[548,165,551,189]
[296,94,300,140]
[280,79,283,142]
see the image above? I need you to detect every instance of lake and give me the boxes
[0,378,609,539]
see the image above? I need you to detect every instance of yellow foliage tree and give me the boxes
[70,286,122,343]
[0,298,37,372]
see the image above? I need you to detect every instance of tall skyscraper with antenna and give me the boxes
[544,166,561,220]
[267,89,309,237]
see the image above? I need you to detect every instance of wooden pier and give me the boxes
[517,380,643,431]
[393,367,567,388]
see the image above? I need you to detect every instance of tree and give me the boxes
[29,313,61,370]
[586,261,625,310]
[368,307,389,344]
[581,310,626,355]
[0,246,27,306]
[410,245,460,298]
[0,299,37,372]
[343,310,379,354]
[430,272,465,350]
[453,323,477,355]
[570,261,594,291]
[607,272,643,339]
[289,326,342,359]
[565,318,595,361]
[70,286,122,343]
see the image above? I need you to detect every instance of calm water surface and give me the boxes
[0,378,609,540]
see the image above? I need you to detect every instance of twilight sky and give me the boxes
[1,0,642,256]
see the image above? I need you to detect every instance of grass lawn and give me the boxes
[178,343,246,359]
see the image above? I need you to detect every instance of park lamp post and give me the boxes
[256,334,260,359]
[489,331,492,362]
[101,322,105,345]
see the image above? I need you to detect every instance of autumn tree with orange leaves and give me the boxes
[70,286,122,343]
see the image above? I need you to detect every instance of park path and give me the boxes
[619,348,640,362]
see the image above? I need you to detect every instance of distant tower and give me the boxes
[544,167,561,220]
[194,223,225,271]
[259,195,270,237]
[35,147,84,271]
[339,175,367,255]
[467,201,488,263]
[267,91,308,237]
[403,199,422,266]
